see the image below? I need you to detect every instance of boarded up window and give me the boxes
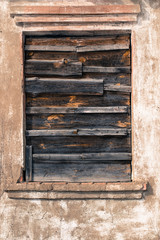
[25,31,131,182]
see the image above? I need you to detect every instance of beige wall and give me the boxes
[0,1,160,239]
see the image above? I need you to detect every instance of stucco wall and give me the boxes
[0,1,160,239]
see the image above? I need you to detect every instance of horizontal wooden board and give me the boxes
[25,43,129,52]
[25,31,131,37]
[83,66,131,73]
[26,136,131,154]
[33,152,131,162]
[26,113,131,129]
[26,128,129,137]
[25,60,82,76]
[104,84,132,92]
[25,45,77,52]
[32,162,131,182]
[25,78,103,95]
[26,91,131,108]
[26,106,128,114]
[76,43,129,52]
[26,50,130,67]
[25,35,130,47]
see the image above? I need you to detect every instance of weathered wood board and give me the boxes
[25,78,104,95]
[33,162,131,182]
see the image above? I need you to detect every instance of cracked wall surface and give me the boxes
[0,0,160,239]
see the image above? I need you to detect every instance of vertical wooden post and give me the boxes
[26,145,32,182]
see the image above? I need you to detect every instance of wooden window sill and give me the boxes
[5,182,147,200]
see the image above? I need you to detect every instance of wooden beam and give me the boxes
[83,66,131,73]
[104,84,131,92]
[10,5,141,15]
[26,128,129,137]
[33,152,131,162]
[26,106,129,114]
[25,78,103,95]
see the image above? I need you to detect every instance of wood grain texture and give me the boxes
[24,31,132,182]
[26,106,128,114]
[26,113,131,130]
[26,128,129,137]
[32,162,131,182]
[26,92,131,107]
[76,43,129,52]
[83,66,131,73]
[25,60,82,76]
[27,136,131,154]
[33,152,131,162]
[25,35,130,47]
[25,43,129,52]
[25,78,103,95]
[25,45,77,52]
[26,50,130,67]
[104,84,132,92]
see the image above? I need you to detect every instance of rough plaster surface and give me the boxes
[0,0,160,239]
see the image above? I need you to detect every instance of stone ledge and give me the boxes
[10,5,141,15]
[10,3,141,26]
[5,182,147,200]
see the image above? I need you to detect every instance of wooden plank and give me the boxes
[26,106,128,114]
[25,43,129,52]
[24,30,131,37]
[76,43,129,52]
[25,78,103,95]
[25,45,76,52]
[104,84,131,92]
[26,91,131,108]
[25,146,32,182]
[10,5,141,15]
[33,152,131,162]
[26,128,129,137]
[83,66,131,73]
[27,136,131,154]
[25,35,130,48]
[15,15,137,24]
[26,49,131,67]
[32,162,131,182]
[25,60,82,76]
[26,113,131,130]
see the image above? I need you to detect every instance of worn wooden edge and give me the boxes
[33,152,131,161]
[14,15,138,24]
[10,5,141,15]
[26,106,129,114]
[25,43,129,52]
[24,30,132,37]
[104,84,132,92]
[5,182,147,196]
[83,66,131,73]
[26,128,130,137]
